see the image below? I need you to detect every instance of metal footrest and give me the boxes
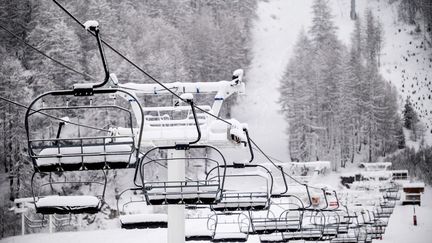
[145,180,221,205]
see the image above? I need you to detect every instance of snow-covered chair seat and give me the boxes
[35,195,102,214]
[375,210,392,218]
[212,232,248,242]
[337,224,349,233]
[380,202,396,209]
[323,226,339,236]
[373,220,388,227]
[212,192,269,211]
[283,226,323,241]
[330,236,359,243]
[145,181,221,205]
[259,233,284,243]
[251,218,301,234]
[120,213,167,229]
[283,231,323,241]
[185,219,213,241]
[35,144,135,171]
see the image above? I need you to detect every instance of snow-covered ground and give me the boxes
[380,187,432,243]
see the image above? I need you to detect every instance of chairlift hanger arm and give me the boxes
[118,80,244,95]
[244,129,254,163]
[333,190,340,210]
[321,189,329,210]
[271,166,288,197]
[91,25,109,88]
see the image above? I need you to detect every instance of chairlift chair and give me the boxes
[134,93,231,206]
[185,207,214,241]
[208,163,273,212]
[24,214,48,229]
[31,170,107,215]
[116,187,168,229]
[248,167,303,235]
[25,21,144,173]
[208,212,250,242]
[136,145,227,205]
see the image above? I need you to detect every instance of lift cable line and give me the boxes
[0,23,98,82]
[0,96,110,133]
[50,0,231,126]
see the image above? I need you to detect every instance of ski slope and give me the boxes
[234,0,431,163]
[329,0,432,145]
[232,0,314,161]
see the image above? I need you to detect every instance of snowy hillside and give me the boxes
[330,0,432,145]
[232,0,313,161]
[234,0,431,165]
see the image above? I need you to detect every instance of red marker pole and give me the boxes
[413,206,417,226]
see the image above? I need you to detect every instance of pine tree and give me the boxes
[279,30,315,161]
[403,97,418,130]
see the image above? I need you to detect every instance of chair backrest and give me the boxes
[25,88,144,172]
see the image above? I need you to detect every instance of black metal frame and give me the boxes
[116,187,168,229]
[31,170,107,215]
[208,211,250,242]
[25,88,144,172]
[135,145,227,205]
[207,163,274,212]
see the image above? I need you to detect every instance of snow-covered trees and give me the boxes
[279,0,403,167]
[403,96,426,142]
[403,97,418,130]
[0,0,258,236]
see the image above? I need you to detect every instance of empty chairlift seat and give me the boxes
[245,197,304,235]
[31,170,107,215]
[212,191,269,212]
[212,232,248,242]
[185,216,213,241]
[208,213,250,242]
[116,187,168,229]
[25,88,144,172]
[208,163,273,212]
[145,180,221,205]
[35,195,102,214]
[120,213,167,229]
[250,217,301,234]
[259,233,285,243]
[136,145,227,206]
[35,143,136,172]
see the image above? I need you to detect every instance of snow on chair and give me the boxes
[208,163,274,212]
[25,88,143,172]
[31,170,106,215]
[245,167,302,235]
[208,212,250,242]
[249,200,304,235]
[185,207,214,241]
[134,93,230,206]
[116,67,247,148]
[25,20,144,173]
[136,145,227,205]
[281,210,325,242]
[116,187,167,229]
